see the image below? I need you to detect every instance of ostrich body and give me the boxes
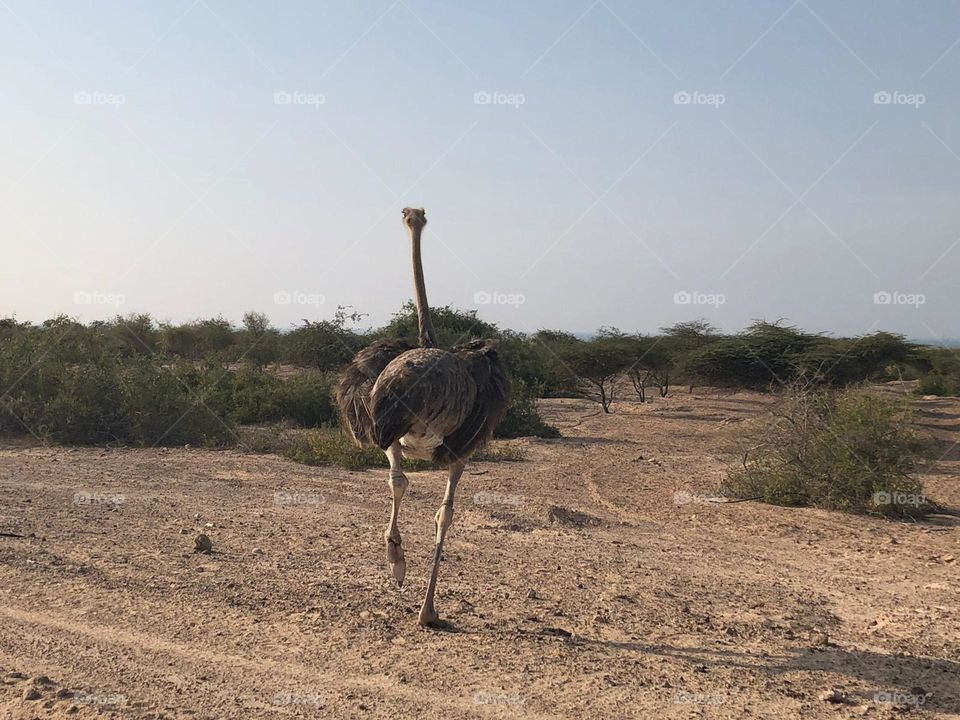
[336,207,510,626]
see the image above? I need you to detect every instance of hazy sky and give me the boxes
[2,1,958,341]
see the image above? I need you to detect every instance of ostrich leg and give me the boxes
[385,441,407,586]
[418,460,466,627]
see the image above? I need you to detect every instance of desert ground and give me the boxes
[0,386,958,719]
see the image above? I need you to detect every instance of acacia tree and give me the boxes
[624,335,673,401]
[240,311,279,368]
[557,331,635,413]
[659,319,720,391]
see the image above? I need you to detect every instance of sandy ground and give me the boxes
[0,387,958,719]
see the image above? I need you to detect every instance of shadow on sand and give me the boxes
[561,635,959,713]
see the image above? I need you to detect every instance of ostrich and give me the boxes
[336,207,511,627]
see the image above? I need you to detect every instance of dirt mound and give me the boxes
[546,505,603,527]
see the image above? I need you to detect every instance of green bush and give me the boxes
[121,360,234,446]
[685,321,819,390]
[276,372,337,427]
[917,373,960,397]
[724,387,933,518]
[1,353,234,446]
[375,301,499,348]
[495,378,560,438]
[284,427,525,469]
[226,365,284,424]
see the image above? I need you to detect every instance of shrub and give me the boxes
[494,378,560,438]
[276,372,337,427]
[121,360,234,446]
[917,373,960,397]
[685,321,819,390]
[1,353,234,447]
[284,427,525,469]
[225,364,284,425]
[37,362,126,443]
[724,387,933,518]
[376,301,500,348]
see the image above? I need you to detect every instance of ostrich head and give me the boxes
[402,207,427,231]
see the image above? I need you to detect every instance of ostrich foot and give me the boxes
[417,603,441,627]
[385,535,406,587]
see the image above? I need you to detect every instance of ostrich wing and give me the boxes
[368,348,475,454]
[336,339,415,446]
[432,339,511,466]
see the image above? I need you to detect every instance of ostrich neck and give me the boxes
[410,226,436,348]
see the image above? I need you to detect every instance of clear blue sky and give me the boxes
[1,1,958,342]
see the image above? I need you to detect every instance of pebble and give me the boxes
[818,689,846,703]
[194,534,212,553]
[22,686,42,701]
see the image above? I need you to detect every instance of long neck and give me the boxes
[410,225,436,348]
